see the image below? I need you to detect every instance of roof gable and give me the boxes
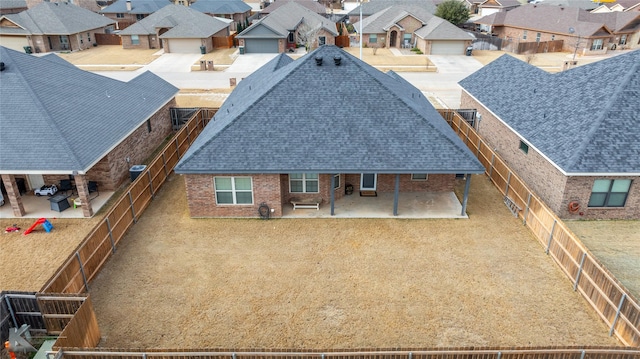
[349,0,437,16]
[189,0,251,15]
[175,45,484,175]
[239,2,337,38]
[3,2,114,35]
[120,4,228,37]
[0,46,178,174]
[354,5,434,33]
[459,51,640,174]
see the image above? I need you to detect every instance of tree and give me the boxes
[296,21,322,52]
[435,0,470,26]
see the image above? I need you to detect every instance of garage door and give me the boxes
[167,38,202,53]
[244,39,278,53]
[431,41,466,55]
[0,35,30,52]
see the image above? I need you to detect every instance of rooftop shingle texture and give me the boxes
[0,0,27,10]
[349,0,437,16]
[3,2,114,35]
[260,0,326,14]
[175,45,484,174]
[0,46,179,174]
[414,15,474,39]
[190,0,251,14]
[119,4,229,37]
[353,6,427,33]
[238,1,337,38]
[459,50,640,174]
[101,0,171,14]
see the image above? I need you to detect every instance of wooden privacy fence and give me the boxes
[36,294,100,349]
[40,109,216,294]
[438,109,640,347]
[49,347,640,359]
[1,291,46,343]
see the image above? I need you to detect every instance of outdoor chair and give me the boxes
[59,179,74,194]
[88,181,99,199]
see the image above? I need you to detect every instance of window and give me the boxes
[319,36,326,46]
[290,173,318,193]
[522,30,527,40]
[551,34,555,41]
[136,14,144,20]
[519,140,529,154]
[369,34,377,43]
[214,177,253,204]
[619,34,627,45]
[588,179,632,207]
[403,33,411,44]
[87,33,91,43]
[536,32,541,42]
[116,13,124,18]
[131,35,139,45]
[333,174,340,189]
[288,32,294,43]
[146,119,151,132]
[591,39,603,50]
[411,174,428,181]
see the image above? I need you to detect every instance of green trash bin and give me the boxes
[24,46,33,54]
[200,45,206,54]
[239,46,245,55]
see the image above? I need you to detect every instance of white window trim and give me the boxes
[411,174,428,181]
[289,173,319,193]
[333,174,341,189]
[214,176,254,205]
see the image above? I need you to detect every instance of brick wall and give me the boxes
[122,34,155,49]
[461,91,640,220]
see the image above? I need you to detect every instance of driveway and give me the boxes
[225,53,279,72]
[427,55,483,74]
[138,53,203,73]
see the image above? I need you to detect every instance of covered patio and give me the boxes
[0,190,114,219]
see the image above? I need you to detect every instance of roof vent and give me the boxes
[333,56,341,66]
[0,62,5,71]
[314,56,323,66]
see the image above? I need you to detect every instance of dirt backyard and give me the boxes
[87,174,619,349]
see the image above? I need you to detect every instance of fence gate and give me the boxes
[171,108,199,130]
[1,291,47,344]
[468,31,502,50]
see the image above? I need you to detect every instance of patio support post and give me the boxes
[461,174,472,216]
[393,174,400,216]
[330,174,335,216]
[75,175,94,217]
[1,174,26,217]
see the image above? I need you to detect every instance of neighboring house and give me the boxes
[259,0,327,17]
[174,45,485,218]
[118,4,231,53]
[0,1,115,53]
[459,51,640,220]
[477,0,521,16]
[189,0,252,32]
[24,0,101,13]
[347,0,436,24]
[0,0,27,15]
[474,4,640,53]
[0,46,178,218]
[540,0,601,11]
[353,5,473,54]
[237,1,338,53]
[101,0,171,30]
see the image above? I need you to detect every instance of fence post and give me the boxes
[580,350,586,359]
[497,352,502,359]
[408,352,412,359]
[574,252,587,291]
[476,138,482,157]
[147,171,155,199]
[504,172,511,197]
[76,252,89,291]
[105,217,116,253]
[128,191,137,223]
[465,125,470,145]
[4,294,18,327]
[523,193,531,226]
[609,293,626,336]
[488,153,495,180]
[162,152,169,178]
[546,219,557,254]
[175,137,180,158]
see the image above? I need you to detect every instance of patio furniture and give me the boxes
[88,181,99,198]
[59,179,74,194]
[290,197,322,210]
[48,193,70,212]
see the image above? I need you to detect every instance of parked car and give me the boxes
[34,184,58,196]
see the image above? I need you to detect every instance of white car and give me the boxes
[34,184,58,196]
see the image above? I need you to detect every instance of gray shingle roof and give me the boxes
[101,0,171,15]
[348,0,437,16]
[238,1,337,38]
[2,2,114,35]
[459,50,640,174]
[175,45,484,175]
[0,0,27,10]
[415,15,474,39]
[353,6,428,33]
[119,4,229,37]
[260,0,326,14]
[0,46,178,174]
[190,0,251,15]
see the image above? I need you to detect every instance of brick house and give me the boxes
[0,0,27,16]
[189,0,252,32]
[237,1,338,53]
[118,4,231,53]
[347,0,436,25]
[352,4,473,54]
[174,45,485,218]
[0,2,114,53]
[474,4,640,54]
[0,46,178,218]
[459,51,640,220]
[101,0,171,30]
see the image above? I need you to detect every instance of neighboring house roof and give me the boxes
[0,46,179,174]
[189,0,252,15]
[415,15,475,39]
[119,4,229,38]
[353,6,428,33]
[101,0,171,15]
[473,4,627,36]
[175,45,484,175]
[0,0,27,11]
[348,0,437,17]
[237,1,338,38]
[480,0,521,8]
[459,50,640,175]
[260,0,326,15]
[541,0,600,10]
[1,2,114,35]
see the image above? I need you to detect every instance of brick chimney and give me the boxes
[126,0,132,11]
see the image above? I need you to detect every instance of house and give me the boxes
[118,4,231,53]
[347,0,436,25]
[259,0,327,17]
[352,5,473,54]
[174,45,485,218]
[459,50,640,220]
[474,4,640,53]
[0,46,178,218]
[0,0,27,16]
[237,1,338,53]
[101,0,171,30]
[189,0,252,32]
[0,1,115,53]
[24,0,101,13]
[477,0,521,16]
